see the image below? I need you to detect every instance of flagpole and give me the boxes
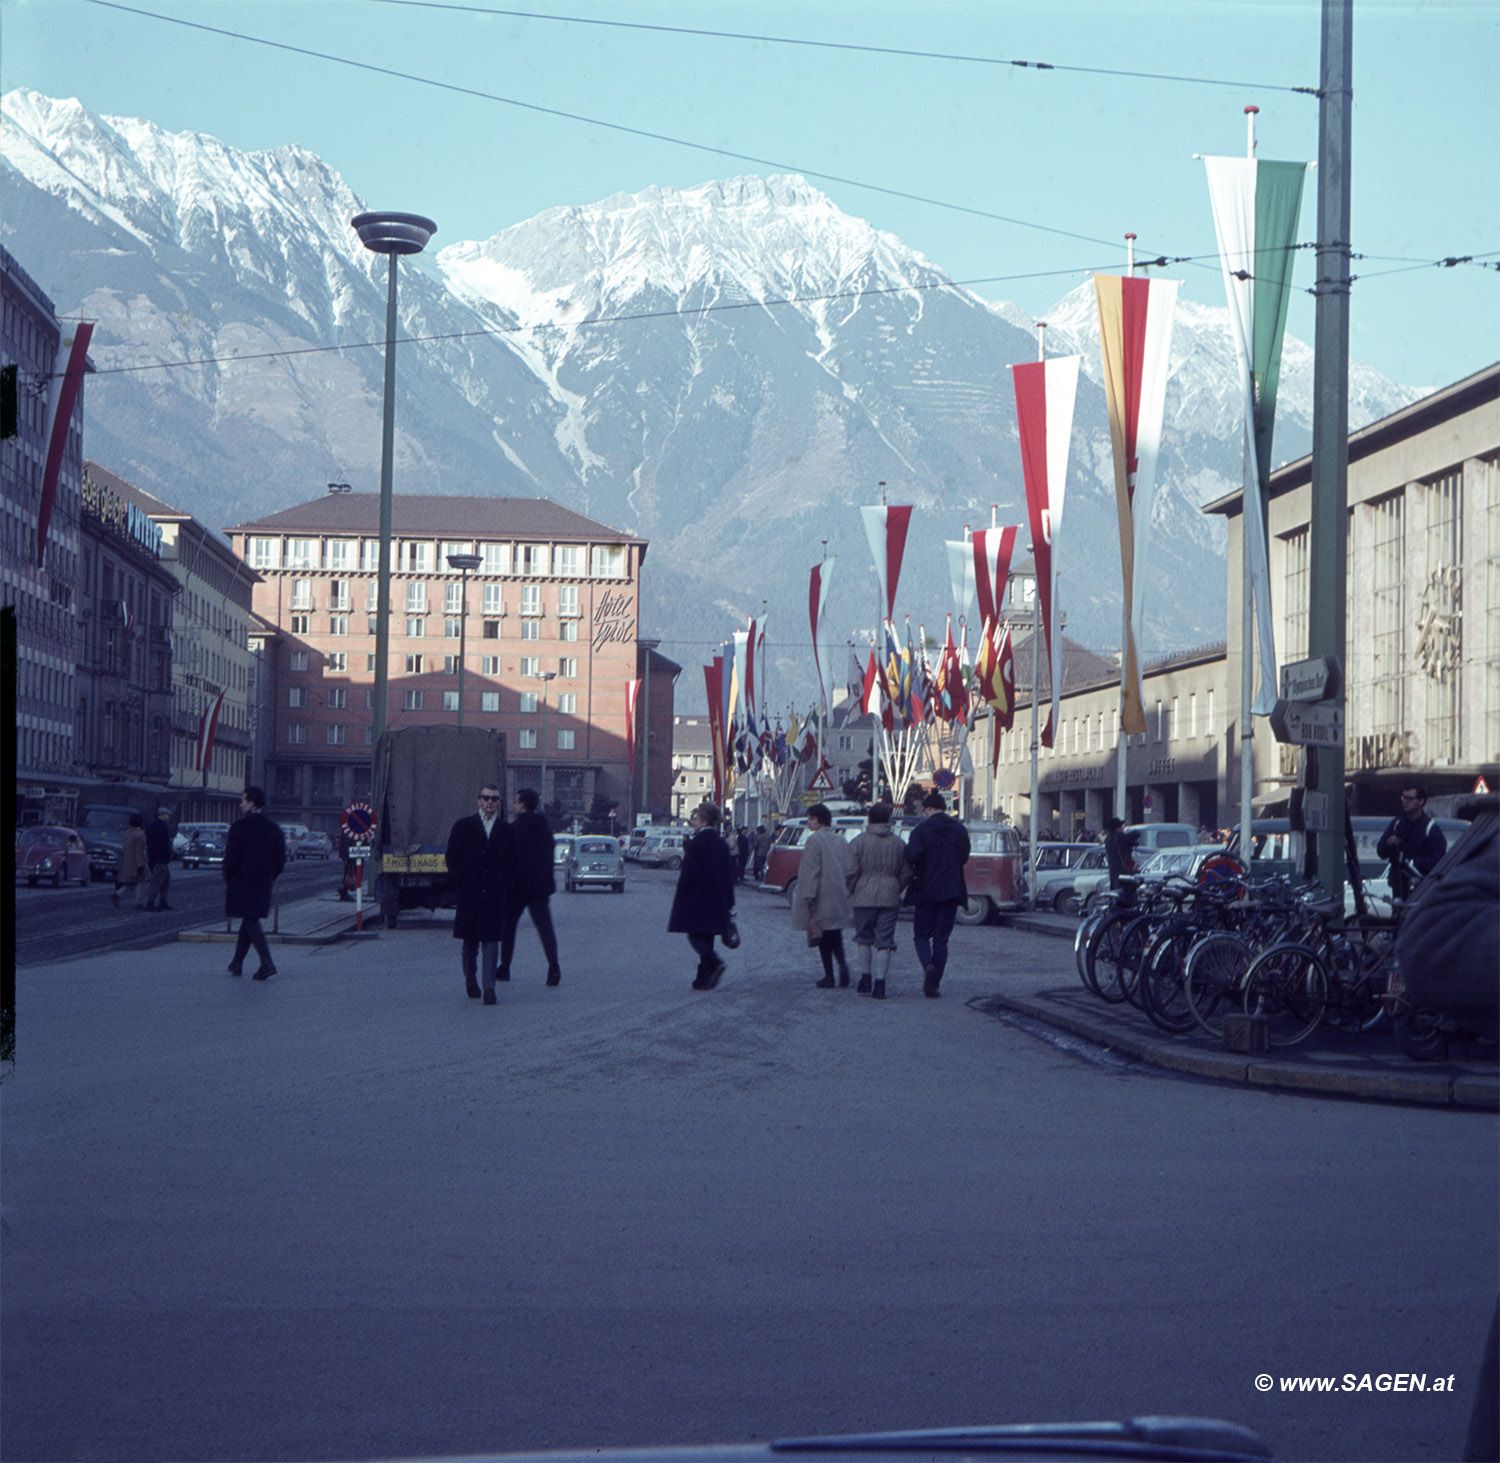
[1027,324,1046,899]
[1115,235,1135,828]
[1238,106,1259,867]
[873,483,885,804]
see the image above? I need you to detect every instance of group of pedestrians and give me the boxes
[444,785,562,1004]
[668,791,971,1000]
[113,807,177,911]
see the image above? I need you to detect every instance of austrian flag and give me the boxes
[195,689,226,773]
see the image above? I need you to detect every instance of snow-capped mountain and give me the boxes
[1,89,1425,703]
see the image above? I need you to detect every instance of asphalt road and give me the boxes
[2,867,1495,1463]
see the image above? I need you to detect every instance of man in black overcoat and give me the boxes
[499,787,561,986]
[223,785,288,980]
[445,782,513,1004]
[903,789,970,998]
[667,803,736,990]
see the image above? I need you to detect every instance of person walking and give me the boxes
[115,812,149,910]
[845,803,909,999]
[500,788,561,986]
[752,824,772,882]
[142,807,176,911]
[1103,816,1138,894]
[903,789,970,998]
[1376,782,1448,901]
[792,803,855,989]
[667,803,736,990]
[223,786,287,980]
[445,783,513,1004]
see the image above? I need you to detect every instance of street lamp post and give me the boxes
[446,552,481,726]
[351,210,436,779]
[637,638,660,822]
[534,670,557,810]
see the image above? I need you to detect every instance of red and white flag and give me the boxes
[37,320,93,568]
[1011,355,1080,747]
[195,689,226,773]
[624,679,642,776]
[859,504,912,621]
[808,559,834,713]
[972,525,1020,629]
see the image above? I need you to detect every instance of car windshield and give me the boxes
[578,841,615,855]
[17,828,66,847]
[79,807,134,830]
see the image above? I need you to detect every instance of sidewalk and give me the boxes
[177,890,379,947]
[988,909,1497,1111]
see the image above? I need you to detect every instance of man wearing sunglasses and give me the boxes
[445,784,514,1004]
[1376,782,1447,902]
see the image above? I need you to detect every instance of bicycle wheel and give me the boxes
[1138,925,1200,1035]
[1184,931,1253,1040]
[1084,909,1133,1003]
[1240,943,1328,1048]
[1323,931,1391,1033]
[1114,914,1160,1008]
[1074,904,1106,984]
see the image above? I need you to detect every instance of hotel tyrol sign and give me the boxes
[1269,698,1345,748]
[1279,655,1342,703]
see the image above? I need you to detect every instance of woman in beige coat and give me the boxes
[115,813,149,910]
[791,803,855,988]
[844,803,909,999]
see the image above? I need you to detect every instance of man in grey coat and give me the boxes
[845,803,908,999]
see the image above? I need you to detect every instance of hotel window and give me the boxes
[290,578,314,610]
[557,693,577,714]
[365,725,375,746]
[559,620,579,643]
[481,691,500,713]
[520,584,542,616]
[365,688,376,707]
[326,724,347,746]
[591,544,625,578]
[442,691,459,712]
[250,537,280,569]
[444,582,463,613]
[401,541,431,572]
[520,656,540,677]
[289,650,309,672]
[1423,470,1463,763]
[289,686,308,708]
[558,657,577,678]
[1370,492,1405,736]
[287,724,307,744]
[441,541,471,564]
[405,654,424,674]
[482,543,508,575]
[405,582,427,612]
[557,584,580,618]
[326,539,352,571]
[481,656,501,675]
[1190,693,1198,737]
[518,728,537,750]
[482,585,504,616]
[444,617,461,638]
[1206,689,1215,735]
[288,538,319,569]
[366,582,379,611]
[327,652,347,673]
[329,616,348,636]
[367,617,380,637]
[327,687,347,710]
[406,617,425,637]
[1283,527,1309,662]
[482,622,500,639]
[557,729,576,751]
[403,690,424,711]
[520,621,540,641]
[1169,698,1178,741]
[361,540,380,572]
[290,614,310,635]
[329,579,351,610]
[518,544,548,576]
[555,545,582,577]
[520,692,540,713]
[365,657,377,675]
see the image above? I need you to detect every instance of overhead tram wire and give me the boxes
[365,0,1319,97]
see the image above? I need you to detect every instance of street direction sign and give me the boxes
[1269,698,1345,747]
[1280,655,1342,703]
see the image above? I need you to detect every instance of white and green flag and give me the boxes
[1204,155,1309,715]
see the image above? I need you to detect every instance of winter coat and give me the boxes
[445,813,513,942]
[118,825,149,885]
[791,827,855,932]
[1377,813,1448,899]
[845,823,909,908]
[223,811,287,920]
[510,810,556,900]
[904,812,970,904]
[668,828,736,936]
[145,817,175,866]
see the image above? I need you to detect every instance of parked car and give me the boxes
[1072,842,1230,912]
[553,834,577,871]
[181,831,228,869]
[565,836,626,893]
[1028,841,1099,912]
[279,823,311,852]
[173,821,229,857]
[15,825,92,887]
[635,830,689,869]
[623,828,651,861]
[293,830,334,859]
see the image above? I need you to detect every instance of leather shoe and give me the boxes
[227,963,243,978]
[545,967,561,986]
[705,959,726,990]
[482,990,497,1005]
[252,966,276,981]
[856,973,872,994]
[497,968,511,982]
[922,964,940,998]
[465,982,481,999]
[815,974,836,989]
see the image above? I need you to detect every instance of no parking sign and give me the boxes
[342,801,377,845]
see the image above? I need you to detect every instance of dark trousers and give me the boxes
[817,929,848,981]
[232,917,273,971]
[687,933,717,971]
[462,939,500,994]
[913,899,960,977]
[501,895,559,974]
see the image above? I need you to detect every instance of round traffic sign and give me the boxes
[342,801,377,843]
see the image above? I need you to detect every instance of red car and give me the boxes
[15,825,93,887]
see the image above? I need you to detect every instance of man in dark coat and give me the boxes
[667,803,736,990]
[500,788,561,986]
[1376,782,1448,901]
[903,789,970,998]
[445,782,513,1004]
[1103,817,1139,890]
[143,806,176,911]
[223,785,287,980]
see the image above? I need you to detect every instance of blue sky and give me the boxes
[4,0,1497,391]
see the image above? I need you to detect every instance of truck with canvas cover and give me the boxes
[371,725,507,928]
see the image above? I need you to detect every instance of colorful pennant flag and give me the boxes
[37,320,93,568]
[860,505,912,620]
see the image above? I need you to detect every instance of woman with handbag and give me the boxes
[667,803,736,990]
